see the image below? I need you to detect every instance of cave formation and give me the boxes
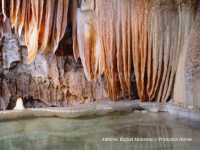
[0,0,200,109]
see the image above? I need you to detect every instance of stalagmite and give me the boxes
[14,97,25,110]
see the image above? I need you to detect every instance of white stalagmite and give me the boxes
[14,97,25,110]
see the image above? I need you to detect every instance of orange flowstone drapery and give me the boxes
[3,0,69,63]
[1,0,197,102]
[77,0,196,101]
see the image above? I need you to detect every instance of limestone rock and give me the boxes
[174,1,200,108]
[2,33,20,69]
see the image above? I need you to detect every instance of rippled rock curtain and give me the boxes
[78,0,197,101]
[2,0,69,63]
[134,0,196,102]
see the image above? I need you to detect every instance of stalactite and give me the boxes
[93,0,197,101]
[76,7,105,81]
[3,0,69,63]
[77,9,96,80]
[146,0,196,102]
[1,0,198,102]
[150,1,179,102]
[95,0,121,100]
[117,0,132,97]
[130,0,149,101]
[71,0,80,61]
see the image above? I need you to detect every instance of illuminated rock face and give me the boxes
[0,0,200,109]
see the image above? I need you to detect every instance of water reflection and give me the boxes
[0,112,199,150]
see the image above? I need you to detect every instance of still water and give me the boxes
[0,112,199,150]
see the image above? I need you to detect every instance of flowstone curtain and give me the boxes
[77,0,196,101]
[1,0,197,102]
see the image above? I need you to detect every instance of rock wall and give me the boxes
[174,1,200,108]
[0,32,108,110]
